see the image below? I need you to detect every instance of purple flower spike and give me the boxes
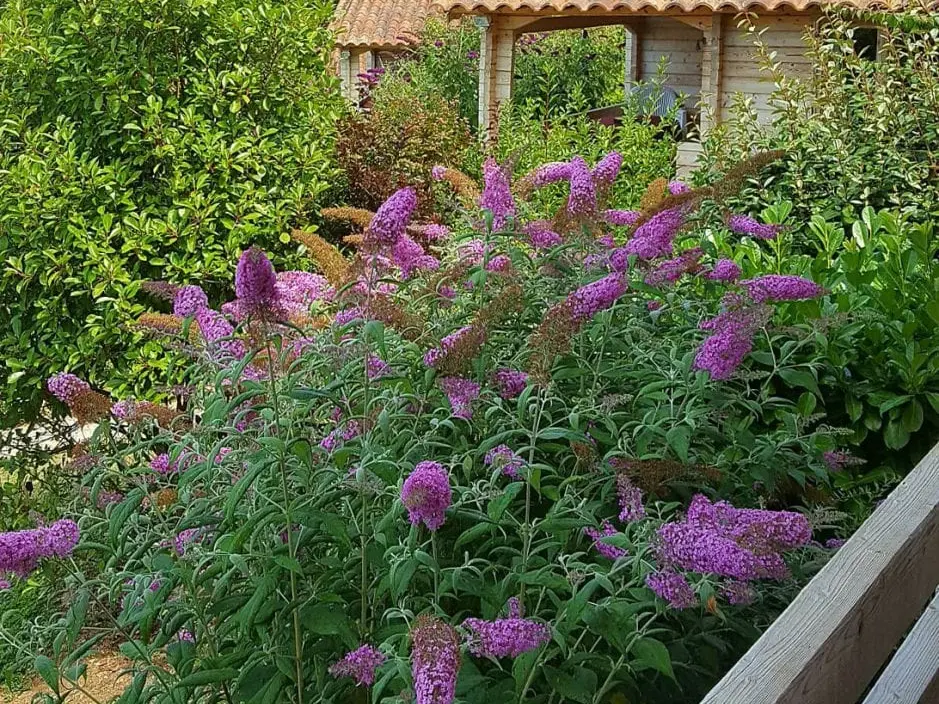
[492,368,528,399]
[646,570,697,609]
[707,259,741,282]
[367,188,418,247]
[567,157,597,216]
[623,208,685,260]
[0,519,80,578]
[524,162,572,189]
[604,209,641,227]
[173,285,209,317]
[439,377,480,420]
[740,275,825,303]
[479,158,515,230]
[411,615,461,704]
[567,273,628,322]
[235,248,278,311]
[47,373,90,404]
[583,522,627,560]
[462,610,551,658]
[485,445,524,479]
[592,152,623,187]
[523,220,563,249]
[727,214,784,240]
[401,461,452,531]
[329,644,387,687]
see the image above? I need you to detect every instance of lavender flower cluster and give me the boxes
[0,519,80,579]
[401,461,452,531]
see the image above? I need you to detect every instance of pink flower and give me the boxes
[367,188,418,247]
[584,522,627,560]
[235,248,278,312]
[740,275,825,303]
[173,286,209,317]
[401,461,452,531]
[329,644,387,687]
[522,220,563,249]
[567,156,597,216]
[439,377,480,420]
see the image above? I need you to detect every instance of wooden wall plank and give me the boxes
[861,591,939,704]
[701,442,939,704]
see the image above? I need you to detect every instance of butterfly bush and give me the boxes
[38,149,845,703]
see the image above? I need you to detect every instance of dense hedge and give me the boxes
[0,0,342,425]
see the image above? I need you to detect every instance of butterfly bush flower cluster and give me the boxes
[479,158,515,230]
[727,214,784,240]
[366,187,418,247]
[693,293,773,380]
[522,220,564,249]
[491,368,527,399]
[646,570,697,609]
[740,275,826,303]
[439,377,480,420]
[616,474,645,523]
[646,494,811,608]
[329,644,387,687]
[0,520,80,579]
[567,273,628,323]
[645,248,703,287]
[173,285,209,317]
[47,373,90,404]
[485,445,524,479]
[707,259,742,282]
[823,450,864,472]
[462,599,551,658]
[411,615,461,704]
[584,521,627,560]
[401,461,451,531]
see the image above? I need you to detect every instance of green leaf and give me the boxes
[488,482,523,521]
[665,425,691,462]
[273,555,302,573]
[543,665,597,704]
[34,656,59,695]
[778,369,820,395]
[176,668,239,688]
[631,637,675,680]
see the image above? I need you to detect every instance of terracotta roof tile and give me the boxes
[333,0,443,48]
[434,0,921,13]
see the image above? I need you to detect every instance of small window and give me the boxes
[853,27,879,60]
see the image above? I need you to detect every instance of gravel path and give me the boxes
[1,654,132,704]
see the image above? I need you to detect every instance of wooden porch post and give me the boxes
[699,13,724,136]
[338,50,355,102]
[478,15,515,140]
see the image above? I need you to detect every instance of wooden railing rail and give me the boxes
[701,442,939,704]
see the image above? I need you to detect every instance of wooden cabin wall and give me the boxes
[721,15,815,122]
[637,17,705,106]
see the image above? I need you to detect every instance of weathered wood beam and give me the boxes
[861,590,939,704]
[701,441,939,704]
[338,50,354,102]
[514,15,638,33]
[477,16,515,140]
[699,13,723,136]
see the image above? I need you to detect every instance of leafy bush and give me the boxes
[700,9,939,222]
[698,8,939,472]
[389,20,628,129]
[488,103,677,211]
[10,149,865,704]
[0,0,342,425]
[513,28,626,118]
[336,79,473,217]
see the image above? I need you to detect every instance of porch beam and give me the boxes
[699,13,724,136]
[517,15,639,33]
[478,16,516,139]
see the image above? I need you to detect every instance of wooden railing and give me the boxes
[701,442,939,704]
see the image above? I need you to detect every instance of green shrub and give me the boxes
[390,20,629,129]
[697,8,939,472]
[19,150,858,703]
[335,78,472,216]
[699,9,939,223]
[0,0,342,425]
[488,103,677,210]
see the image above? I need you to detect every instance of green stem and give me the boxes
[520,392,545,607]
[264,329,304,704]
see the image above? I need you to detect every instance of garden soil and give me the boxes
[1,654,132,704]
